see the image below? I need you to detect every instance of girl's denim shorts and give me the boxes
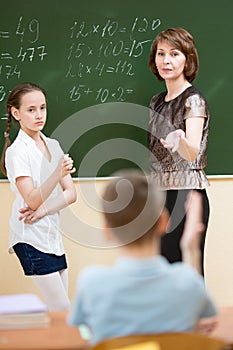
[13,243,67,276]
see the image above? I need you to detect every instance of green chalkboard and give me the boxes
[0,0,232,177]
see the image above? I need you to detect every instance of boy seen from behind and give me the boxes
[67,170,217,344]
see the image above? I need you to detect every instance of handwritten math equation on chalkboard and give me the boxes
[66,17,161,104]
[0,15,161,112]
[0,15,47,107]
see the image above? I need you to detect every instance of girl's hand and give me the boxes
[18,205,47,224]
[57,154,76,178]
[160,129,185,152]
[18,207,33,222]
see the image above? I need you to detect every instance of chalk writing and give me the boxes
[69,17,161,40]
[0,14,161,109]
[69,85,133,103]
[0,16,47,84]
[0,31,10,39]
[16,16,40,43]
[66,59,134,79]
[0,64,21,79]
[67,39,152,60]
[17,46,47,62]
[66,16,161,103]
[0,86,6,102]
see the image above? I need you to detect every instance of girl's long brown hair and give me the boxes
[0,82,46,176]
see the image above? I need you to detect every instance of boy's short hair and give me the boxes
[101,170,165,245]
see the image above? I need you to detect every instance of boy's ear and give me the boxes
[11,107,20,121]
[156,208,169,237]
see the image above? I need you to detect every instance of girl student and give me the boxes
[0,82,77,310]
[148,28,210,275]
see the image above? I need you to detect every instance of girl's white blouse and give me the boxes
[6,129,65,255]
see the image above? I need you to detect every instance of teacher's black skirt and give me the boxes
[161,189,209,276]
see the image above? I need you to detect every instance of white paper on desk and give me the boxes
[0,293,48,314]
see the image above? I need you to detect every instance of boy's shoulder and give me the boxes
[80,264,113,278]
[78,259,204,288]
[78,264,116,288]
[171,261,205,288]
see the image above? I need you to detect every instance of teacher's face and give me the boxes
[155,41,186,82]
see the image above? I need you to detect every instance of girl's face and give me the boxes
[11,90,47,136]
[155,41,186,82]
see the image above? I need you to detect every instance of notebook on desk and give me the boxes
[0,293,50,329]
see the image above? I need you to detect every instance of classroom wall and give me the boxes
[0,178,233,307]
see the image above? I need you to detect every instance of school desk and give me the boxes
[0,308,232,350]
